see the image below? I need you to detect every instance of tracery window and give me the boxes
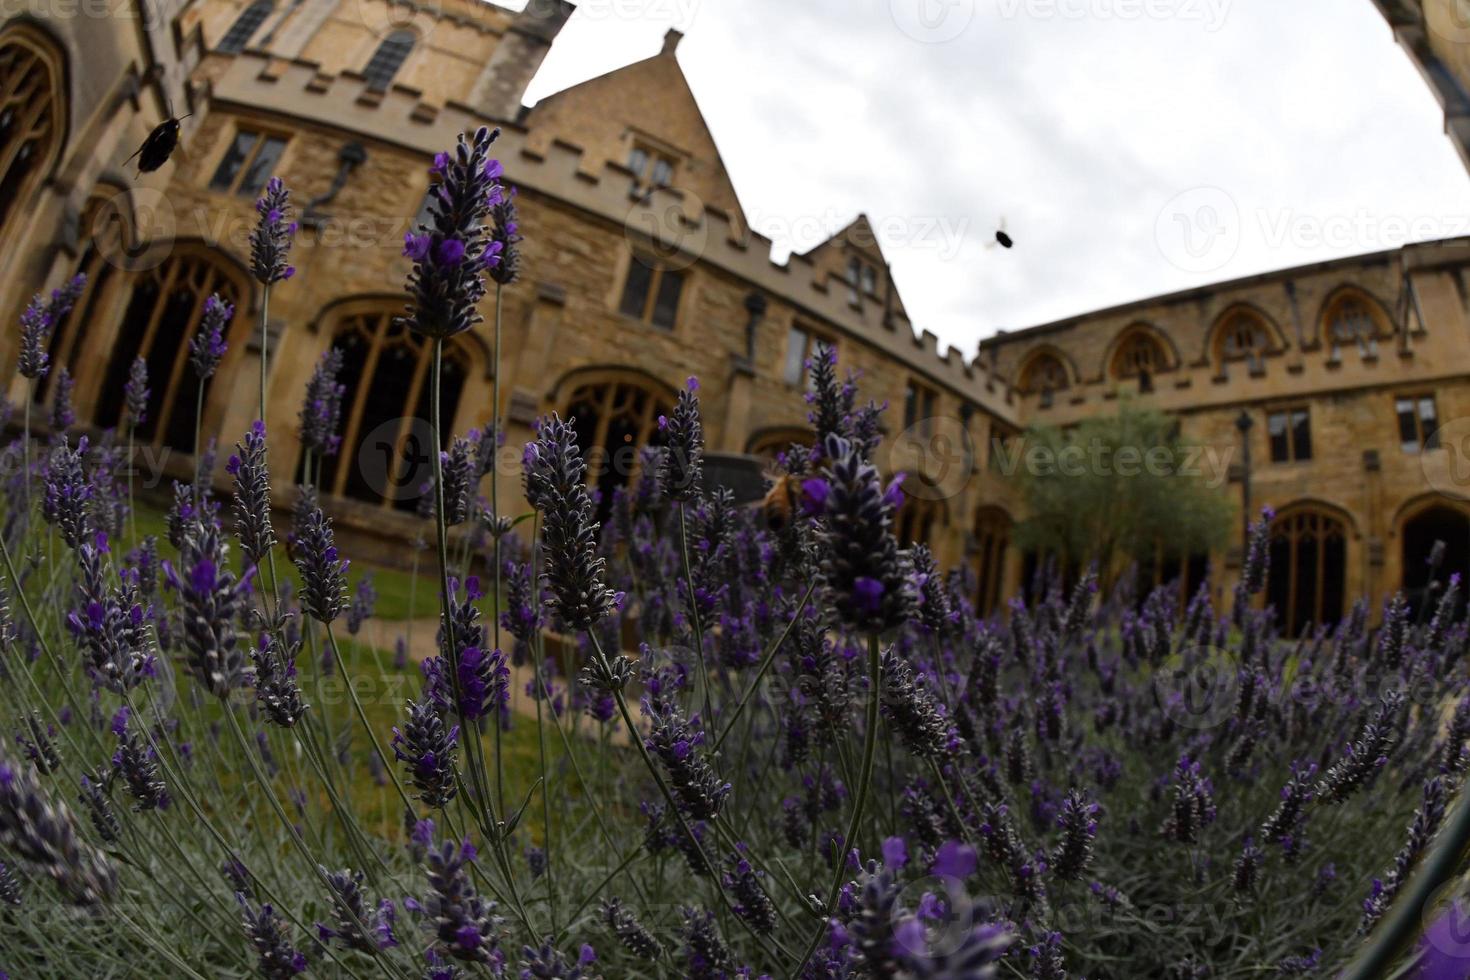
[95,253,247,452]
[1213,311,1271,375]
[218,1,274,53]
[363,30,415,91]
[315,310,474,509]
[0,29,65,251]
[563,376,673,516]
[972,506,1011,616]
[1266,508,1347,637]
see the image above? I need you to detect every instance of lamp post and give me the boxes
[1235,410,1254,542]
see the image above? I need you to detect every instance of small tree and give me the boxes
[1003,405,1233,588]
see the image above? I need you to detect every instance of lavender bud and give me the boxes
[190,294,232,381]
[1361,776,1448,931]
[298,349,345,458]
[238,894,308,978]
[600,897,661,960]
[1051,790,1099,881]
[111,710,168,811]
[523,415,617,631]
[347,575,377,636]
[645,701,730,820]
[1161,755,1216,844]
[1318,691,1403,804]
[1240,507,1274,596]
[250,177,297,285]
[77,771,120,844]
[879,648,952,760]
[0,759,116,905]
[42,436,91,549]
[228,420,276,566]
[163,522,251,699]
[678,906,733,980]
[657,377,704,501]
[722,844,777,934]
[122,357,149,429]
[251,632,308,728]
[292,503,348,623]
[424,836,501,963]
[487,183,521,287]
[317,867,396,951]
[393,699,459,809]
[15,276,84,381]
[812,433,910,631]
[440,436,476,526]
[401,128,503,338]
[48,366,74,431]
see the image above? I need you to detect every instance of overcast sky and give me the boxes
[517,0,1470,354]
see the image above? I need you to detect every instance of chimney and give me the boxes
[662,28,684,56]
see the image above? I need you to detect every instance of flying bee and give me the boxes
[762,472,801,533]
[986,216,1014,250]
[124,110,192,176]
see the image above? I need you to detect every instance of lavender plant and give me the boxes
[1,128,1467,980]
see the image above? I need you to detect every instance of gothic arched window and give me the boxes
[895,488,945,548]
[315,309,476,509]
[363,31,415,91]
[1266,507,1348,637]
[1323,291,1387,362]
[0,27,66,254]
[562,375,672,515]
[218,1,274,53]
[95,253,247,452]
[1212,310,1272,375]
[1019,351,1070,405]
[972,506,1011,616]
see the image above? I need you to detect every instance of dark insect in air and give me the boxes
[124,113,192,176]
[995,230,1014,249]
[761,473,800,533]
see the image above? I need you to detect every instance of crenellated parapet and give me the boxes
[199,48,1019,421]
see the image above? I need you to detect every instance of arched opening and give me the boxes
[314,308,476,510]
[1110,327,1167,393]
[218,1,274,53]
[94,252,248,452]
[363,30,415,91]
[561,375,673,521]
[1211,308,1274,377]
[0,26,67,256]
[894,487,945,548]
[1320,288,1392,362]
[972,506,1011,617]
[1018,350,1070,400]
[1266,508,1347,637]
[1401,505,1470,620]
[1142,544,1210,607]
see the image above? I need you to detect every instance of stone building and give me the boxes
[1,0,1467,634]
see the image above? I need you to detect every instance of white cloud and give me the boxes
[518,0,1470,353]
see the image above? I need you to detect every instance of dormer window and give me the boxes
[846,257,879,304]
[628,143,676,187]
[363,30,414,91]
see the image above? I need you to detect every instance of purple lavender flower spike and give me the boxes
[392,699,459,809]
[299,348,346,458]
[122,357,149,429]
[0,759,116,905]
[190,294,233,381]
[250,177,297,285]
[292,502,348,623]
[16,276,85,381]
[229,420,276,566]
[401,127,503,338]
[423,835,501,963]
